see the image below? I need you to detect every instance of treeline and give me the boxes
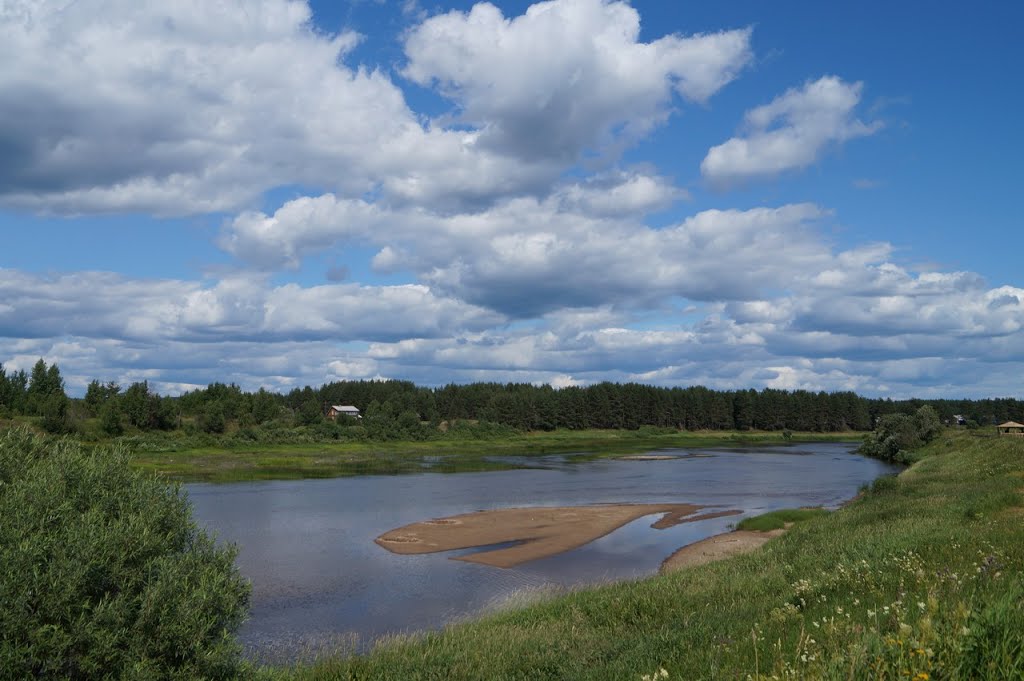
[2,359,1023,437]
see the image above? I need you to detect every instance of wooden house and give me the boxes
[327,405,361,420]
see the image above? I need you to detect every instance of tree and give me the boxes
[84,379,121,416]
[0,364,13,415]
[27,359,49,404]
[858,405,943,463]
[4,369,28,414]
[26,359,65,416]
[251,388,279,424]
[39,394,70,435]
[200,402,226,434]
[152,396,179,431]
[0,428,250,678]
[100,400,124,436]
[122,381,154,429]
[296,398,323,427]
[913,405,942,443]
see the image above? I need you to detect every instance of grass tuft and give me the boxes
[735,507,829,532]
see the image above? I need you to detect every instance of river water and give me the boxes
[185,442,897,661]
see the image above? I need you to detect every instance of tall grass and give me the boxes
[265,431,1024,680]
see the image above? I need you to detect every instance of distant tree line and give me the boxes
[2,359,1022,437]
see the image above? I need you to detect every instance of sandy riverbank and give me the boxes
[659,526,789,573]
[376,503,741,568]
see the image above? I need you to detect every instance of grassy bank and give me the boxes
[735,507,830,532]
[119,428,862,482]
[262,431,1023,680]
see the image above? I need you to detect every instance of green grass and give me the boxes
[254,431,1024,680]
[120,428,863,482]
[735,507,830,532]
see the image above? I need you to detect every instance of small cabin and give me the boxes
[997,421,1024,436]
[327,405,361,420]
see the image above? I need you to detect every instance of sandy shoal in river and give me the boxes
[659,526,789,573]
[376,504,740,569]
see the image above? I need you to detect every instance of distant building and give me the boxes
[952,414,966,426]
[327,405,361,420]
[997,421,1024,436]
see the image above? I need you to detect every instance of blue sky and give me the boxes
[1,0,1023,398]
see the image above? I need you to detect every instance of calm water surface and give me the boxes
[186,442,898,660]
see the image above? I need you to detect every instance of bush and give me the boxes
[0,428,250,679]
[858,405,942,463]
[100,400,124,436]
[200,402,227,434]
[39,393,71,434]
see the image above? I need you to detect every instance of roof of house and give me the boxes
[331,405,360,412]
[998,421,1024,428]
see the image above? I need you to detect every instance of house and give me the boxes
[327,405,361,420]
[952,414,966,426]
[996,421,1024,436]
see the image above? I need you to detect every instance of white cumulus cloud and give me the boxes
[0,0,558,214]
[403,0,752,162]
[701,76,882,186]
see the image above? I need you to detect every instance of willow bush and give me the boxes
[0,428,250,680]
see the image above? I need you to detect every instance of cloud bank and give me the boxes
[0,0,1018,400]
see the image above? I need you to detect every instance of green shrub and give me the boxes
[859,405,942,463]
[200,402,227,434]
[100,400,124,436]
[0,428,250,679]
[39,393,71,434]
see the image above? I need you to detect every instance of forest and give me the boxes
[1,358,1020,439]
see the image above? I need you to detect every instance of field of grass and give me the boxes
[124,428,863,482]
[256,431,1024,680]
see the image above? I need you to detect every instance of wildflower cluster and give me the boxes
[747,548,1020,680]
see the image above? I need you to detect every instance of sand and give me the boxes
[659,526,789,573]
[376,503,740,568]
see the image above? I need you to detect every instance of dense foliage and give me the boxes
[0,359,71,433]
[0,429,250,679]
[858,405,943,463]
[2,359,1023,440]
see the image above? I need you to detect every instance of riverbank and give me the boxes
[658,509,827,572]
[263,431,1024,680]
[659,526,788,573]
[120,428,863,482]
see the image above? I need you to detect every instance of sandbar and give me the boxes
[660,526,788,573]
[377,503,738,568]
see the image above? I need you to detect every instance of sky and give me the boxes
[1,0,1023,398]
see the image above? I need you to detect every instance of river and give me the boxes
[185,441,897,661]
